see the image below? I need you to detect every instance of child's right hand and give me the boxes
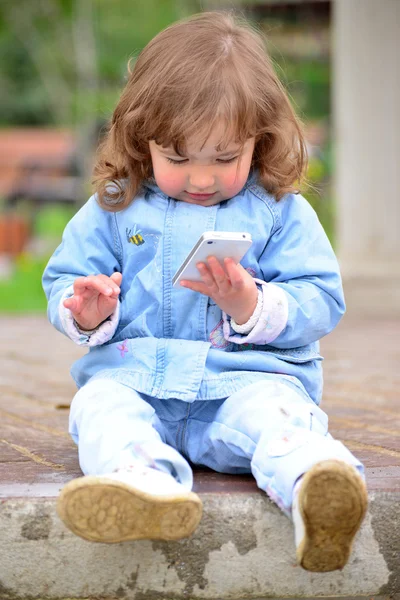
[63,272,122,331]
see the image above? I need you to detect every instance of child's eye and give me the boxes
[217,156,239,164]
[166,158,188,165]
[166,156,238,165]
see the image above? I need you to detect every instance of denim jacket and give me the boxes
[42,175,345,405]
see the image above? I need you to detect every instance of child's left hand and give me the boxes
[180,256,258,324]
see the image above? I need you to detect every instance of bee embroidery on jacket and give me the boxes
[126,225,145,246]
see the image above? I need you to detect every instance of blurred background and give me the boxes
[0,0,398,313]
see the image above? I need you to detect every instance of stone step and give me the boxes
[0,474,399,599]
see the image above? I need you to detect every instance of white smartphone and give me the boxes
[172,231,253,288]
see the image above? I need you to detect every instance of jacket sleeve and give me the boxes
[223,193,345,349]
[42,195,122,346]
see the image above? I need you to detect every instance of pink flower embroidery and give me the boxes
[117,340,129,358]
[210,319,230,349]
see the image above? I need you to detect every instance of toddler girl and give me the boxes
[43,11,367,573]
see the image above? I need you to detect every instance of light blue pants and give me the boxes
[69,378,364,516]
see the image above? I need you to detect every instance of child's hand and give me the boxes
[180,257,258,324]
[63,272,122,331]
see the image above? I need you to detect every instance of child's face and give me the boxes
[149,127,255,206]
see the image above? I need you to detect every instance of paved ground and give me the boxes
[0,313,399,599]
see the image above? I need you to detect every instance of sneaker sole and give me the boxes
[57,475,203,543]
[296,460,368,572]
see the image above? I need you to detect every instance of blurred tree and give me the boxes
[0,0,199,128]
[0,0,199,193]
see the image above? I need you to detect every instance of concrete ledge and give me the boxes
[0,484,399,600]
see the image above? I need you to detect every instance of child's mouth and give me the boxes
[185,191,216,200]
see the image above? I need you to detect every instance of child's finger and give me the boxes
[63,296,78,312]
[224,258,245,289]
[74,275,113,297]
[180,280,212,296]
[72,277,91,295]
[206,256,231,293]
[93,274,121,297]
[95,274,121,296]
[110,272,123,286]
[196,262,218,292]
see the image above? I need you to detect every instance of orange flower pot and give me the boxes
[0,215,30,255]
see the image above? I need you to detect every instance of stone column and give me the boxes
[332,0,400,313]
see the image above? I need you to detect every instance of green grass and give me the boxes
[303,155,335,245]
[33,204,76,239]
[0,253,49,312]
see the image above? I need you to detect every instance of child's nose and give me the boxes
[188,169,215,190]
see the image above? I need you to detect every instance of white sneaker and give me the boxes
[57,464,202,543]
[292,460,368,572]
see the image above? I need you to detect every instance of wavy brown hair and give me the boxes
[93,11,307,210]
